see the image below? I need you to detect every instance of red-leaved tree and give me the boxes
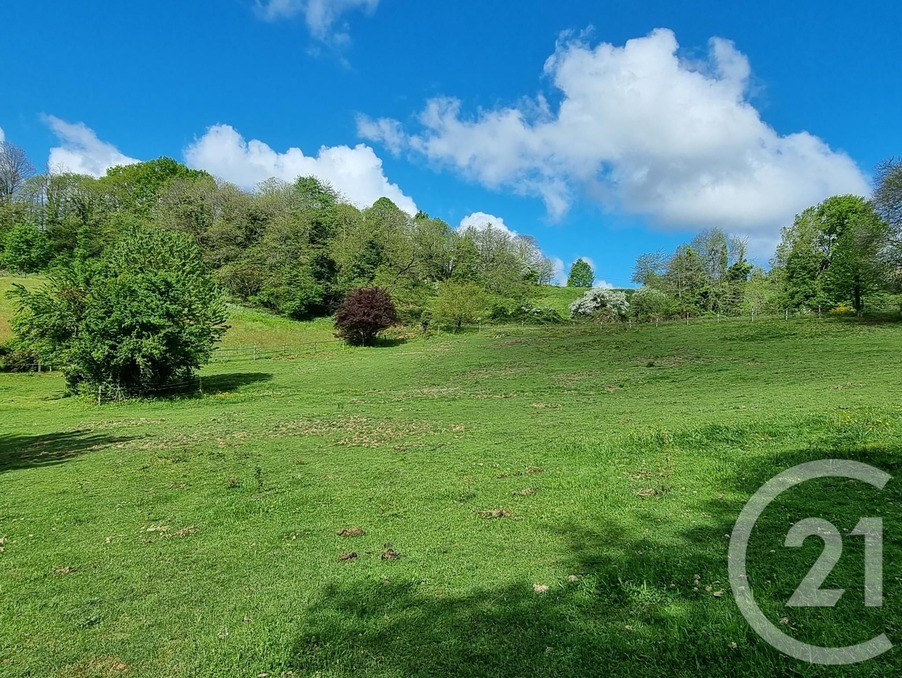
[334,287,399,346]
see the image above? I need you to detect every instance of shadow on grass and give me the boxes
[200,372,274,395]
[0,430,137,473]
[285,430,902,676]
[372,337,408,348]
[140,371,275,400]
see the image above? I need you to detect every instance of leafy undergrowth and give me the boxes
[1,316,901,676]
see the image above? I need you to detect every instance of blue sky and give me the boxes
[2,1,900,286]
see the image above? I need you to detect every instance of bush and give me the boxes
[828,303,856,317]
[334,287,399,346]
[11,227,228,394]
[569,287,630,321]
[630,286,674,321]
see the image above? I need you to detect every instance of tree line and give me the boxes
[0,147,556,324]
[624,175,901,320]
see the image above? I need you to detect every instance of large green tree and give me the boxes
[99,158,210,216]
[11,226,227,394]
[774,195,890,313]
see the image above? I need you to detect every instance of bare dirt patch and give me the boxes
[337,527,365,537]
[478,508,512,519]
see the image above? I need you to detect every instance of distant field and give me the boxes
[1,277,901,676]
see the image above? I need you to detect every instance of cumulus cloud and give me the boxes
[360,28,869,248]
[457,211,517,237]
[256,0,378,45]
[0,126,5,143]
[184,123,417,214]
[44,115,138,177]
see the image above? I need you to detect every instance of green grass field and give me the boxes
[1,277,901,676]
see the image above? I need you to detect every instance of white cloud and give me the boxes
[361,29,870,246]
[457,211,517,237]
[44,115,138,177]
[184,123,417,214]
[356,115,406,155]
[256,0,378,44]
[0,127,5,144]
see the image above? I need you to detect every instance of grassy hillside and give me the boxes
[533,285,589,316]
[1,281,900,675]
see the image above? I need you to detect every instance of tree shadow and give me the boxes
[284,432,902,676]
[144,372,274,399]
[372,337,408,348]
[199,372,274,395]
[0,430,137,473]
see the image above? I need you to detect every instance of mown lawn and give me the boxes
[1,297,900,675]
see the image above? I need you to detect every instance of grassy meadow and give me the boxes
[1,276,901,676]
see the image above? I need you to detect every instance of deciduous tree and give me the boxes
[334,287,399,346]
[567,258,594,287]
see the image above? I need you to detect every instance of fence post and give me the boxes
[785,308,789,321]
[253,345,257,361]
[97,385,102,406]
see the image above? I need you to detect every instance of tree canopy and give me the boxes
[567,258,594,287]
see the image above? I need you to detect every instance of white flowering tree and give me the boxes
[569,287,630,321]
